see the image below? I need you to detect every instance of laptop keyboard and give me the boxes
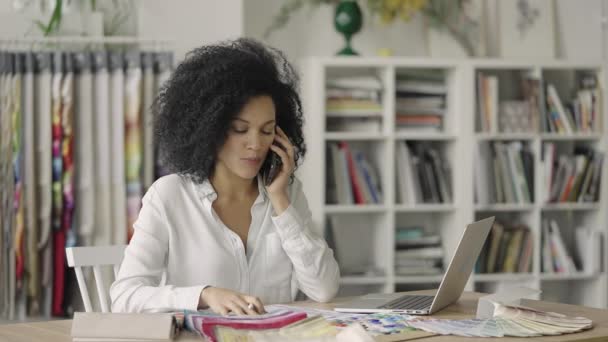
[379,295,434,310]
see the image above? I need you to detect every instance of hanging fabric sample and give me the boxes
[124,51,142,241]
[34,51,53,318]
[22,52,39,316]
[73,52,95,247]
[109,51,127,245]
[92,51,112,248]
[12,53,26,320]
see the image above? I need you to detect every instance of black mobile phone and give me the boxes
[262,145,282,185]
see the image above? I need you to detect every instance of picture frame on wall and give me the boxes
[497,0,555,58]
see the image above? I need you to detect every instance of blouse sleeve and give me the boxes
[270,179,340,302]
[109,185,205,313]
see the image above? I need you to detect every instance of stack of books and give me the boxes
[541,219,602,275]
[544,74,600,133]
[475,141,534,204]
[326,141,383,205]
[476,221,533,274]
[395,226,443,276]
[325,76,383,132]
[396,141,452,204]
[395,70,446,132]
[543,143,603,203]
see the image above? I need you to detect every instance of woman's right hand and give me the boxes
[198,286,266,315]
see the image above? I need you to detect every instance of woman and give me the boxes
[109,38,340,315]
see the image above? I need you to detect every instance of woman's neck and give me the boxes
[209,167,258,202]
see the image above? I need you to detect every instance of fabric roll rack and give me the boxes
[0,36,174,321]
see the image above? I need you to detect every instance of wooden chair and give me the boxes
[65,245,126,313]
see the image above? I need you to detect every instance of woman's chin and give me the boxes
[236,171,259,180]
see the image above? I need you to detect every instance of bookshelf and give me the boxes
[298,57,608,308]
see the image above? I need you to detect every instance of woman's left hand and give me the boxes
[265,126,295,213]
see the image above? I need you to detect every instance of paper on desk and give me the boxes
[476,286,541,319]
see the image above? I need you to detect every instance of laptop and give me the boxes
[334,216,495,315]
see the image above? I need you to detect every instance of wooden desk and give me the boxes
[1,291,607,342]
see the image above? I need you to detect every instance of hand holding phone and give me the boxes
[262,147,282,185]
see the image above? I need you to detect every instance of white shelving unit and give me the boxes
[298,57,608,307]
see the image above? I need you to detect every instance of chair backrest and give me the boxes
[65,245,127,313]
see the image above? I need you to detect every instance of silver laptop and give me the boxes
[334,216,495,315]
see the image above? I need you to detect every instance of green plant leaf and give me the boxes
[35,20,47,32]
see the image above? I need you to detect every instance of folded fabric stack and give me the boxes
[186,309,305,342]
[407,302,593,337]
[215,316,338,342]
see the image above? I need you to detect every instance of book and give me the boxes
[546,84,573,133]
[396,80,446,94]
[326,117,382,132]
[329,143,353,204]
[575,227,602,274]
[396,235,441,248]
[542,219,553,273]
[71,312,178,341]
[549,220,577,273]
[327,76,382,91]
[475,142,493,204]
[395,246,443,259]
[396,142,419,204]
[486,222,504,273]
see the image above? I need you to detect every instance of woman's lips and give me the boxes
[242,158,261,166]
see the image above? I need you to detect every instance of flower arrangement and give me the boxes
[366,0,428,24]
[265,0,483,57]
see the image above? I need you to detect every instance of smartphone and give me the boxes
[262,144,283,185]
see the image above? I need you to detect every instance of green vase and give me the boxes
[334,0,362,56]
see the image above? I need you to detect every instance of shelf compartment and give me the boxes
[541,68,601,135]
[475,68,540,135]
[475,140,535,206]
[395,140,454,205]
[325,140,388,205]
[326,214,391,280]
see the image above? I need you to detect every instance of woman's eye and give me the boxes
[232,127,247,133]
[262,130,274,135]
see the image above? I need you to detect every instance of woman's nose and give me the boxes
[247,133,263,150]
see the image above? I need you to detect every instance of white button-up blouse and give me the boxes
[109,174,340,313]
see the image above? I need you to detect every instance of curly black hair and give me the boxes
[154,38,306,184]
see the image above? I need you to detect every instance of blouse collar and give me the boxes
[197,175,267,205]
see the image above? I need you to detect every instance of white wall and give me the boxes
[138,0,244,62]
[554,0,603,60]
[245,0,606,61]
